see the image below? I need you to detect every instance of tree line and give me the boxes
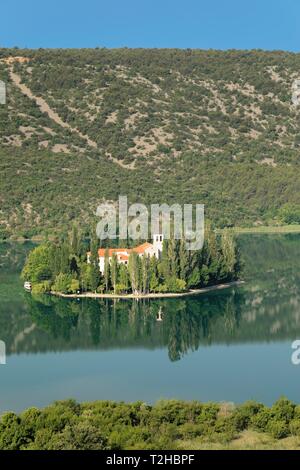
[0,397,299,449]
[21,224,241,295]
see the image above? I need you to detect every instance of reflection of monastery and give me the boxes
[88,234,164,274]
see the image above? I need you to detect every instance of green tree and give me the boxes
[60,243,71,274]
[90,237,99,267]
[110,254,119,294]
[70,225,80,257]
[118,264,130,292]
[141,255,150,294]
[220,230,237,280]
[149,256,159,292]
[21,244,53,283]
[89,265,101,292]
[52,273,72,294]
[179,238,189,281]
[128,252,140,295]
[104,248,110,292]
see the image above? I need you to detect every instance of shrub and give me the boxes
[52,273,73,294]
[289,419,300,436]
[46,422,110,450]
[198,403,220,426]
[250,407,272,431]
[178,423,205,439]
[69,279,80,293]
[31,281,52,294]
[294,405,300,419]
[152,400,202,426]
[213,416,237,439]
[232,401,264,431]
[270,397,295,423]
[266,419,289,439]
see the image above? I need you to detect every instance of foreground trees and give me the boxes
[21,226,241,295]
[0,397,299,450]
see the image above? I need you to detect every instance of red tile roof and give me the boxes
[97,248,128,257]
[131,242,153,254]
[96,242,153,258]
[118,253,129,261]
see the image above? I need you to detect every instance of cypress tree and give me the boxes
[220,230,237,280]
[89,264,101,292]
[141,254,150,294]
[179,238,189,282]
[128,252,140,295]
[90,237,99,267]
[168,238,179,278]
[71,225,79,256]
[118,264,130,292]
[104,248,110,292]
[149,256,159,292]
[159,239,171,283]
[110,253,119,294]
[60,242,71,274]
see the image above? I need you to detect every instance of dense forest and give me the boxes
[1,397,300,449]
[0,48,300,238]
[21,225,241,295]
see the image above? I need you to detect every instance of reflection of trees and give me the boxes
[5,234,300,359]
[163,293,243,361]
[23,290,245,362]
[25,294,80,342]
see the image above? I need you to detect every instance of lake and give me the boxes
[0,234,300,412]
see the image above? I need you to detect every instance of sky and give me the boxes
[0,0,299,51]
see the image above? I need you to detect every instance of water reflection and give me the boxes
[0,234,300,363]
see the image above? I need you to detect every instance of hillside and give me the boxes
[0,48,300,237]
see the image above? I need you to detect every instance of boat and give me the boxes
[24,281,32,291]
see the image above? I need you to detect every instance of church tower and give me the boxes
[152,233,164,259]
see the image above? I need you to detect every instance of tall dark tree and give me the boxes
[70,225,80,257]
[110,254,119,294]
[104,248,110,292]
[179,238,189,282]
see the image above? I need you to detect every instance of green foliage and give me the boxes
[31,280,51,294]
[278,204,300,224]
[52,273,73,294]
[69,279,80,293]
[21,244,53,283]
[22,225,241,295]
[1,49,300,237]
[289,419,300,436]
[1,395,300,449]
[266,419,289,439]
[231,401,264,431]
[271,397,295,423]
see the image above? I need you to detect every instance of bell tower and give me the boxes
[153,233,164,258]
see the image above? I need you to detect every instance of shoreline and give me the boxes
[51,280,244,300]
[2,225,300,243]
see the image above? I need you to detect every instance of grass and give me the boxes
[230,225,300,234]
[176,430,300,450]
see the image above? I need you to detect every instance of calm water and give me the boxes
[0,234,300,411]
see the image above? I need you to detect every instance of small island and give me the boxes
[21,225,242,298]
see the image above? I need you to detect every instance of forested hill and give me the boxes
[0,48,300,238]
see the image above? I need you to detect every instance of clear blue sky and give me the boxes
[1,0,299,51]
